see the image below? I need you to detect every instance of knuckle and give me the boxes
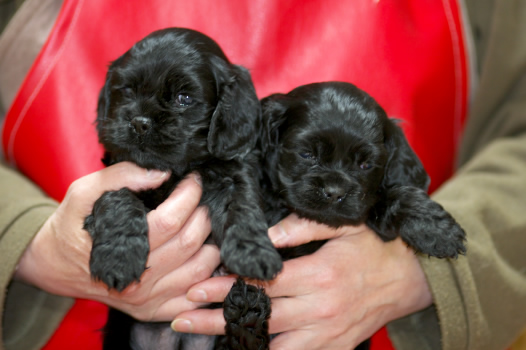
[126,294,149,308]
[314,267,339,289]
[315,300,339,319]
[177,229,200,252]
[156,214,184,234]
[193,261,213,282]
[67,178,90,201]
[119,286,149,306]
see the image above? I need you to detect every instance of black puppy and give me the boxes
[83,28,282,349]
[223,81,466,349]
[260,82,466,257]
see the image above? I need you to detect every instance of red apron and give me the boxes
[2,0,469,348]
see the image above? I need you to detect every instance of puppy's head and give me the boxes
[97,28,260,173]
[261,82,429,227]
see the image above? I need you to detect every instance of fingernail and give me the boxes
[171,319,193,333]
[146,169,168,179]
[187,289,207,302]
[192,173,202,187]
[270,221,288,245]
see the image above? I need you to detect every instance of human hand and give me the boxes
[173,214,432,349]
[15,162,220,321]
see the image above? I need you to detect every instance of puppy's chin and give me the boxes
[293,207,367,228]
[285,193,372,228]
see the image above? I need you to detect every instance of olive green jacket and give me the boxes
[1,0,526,349]
[388,1,526,349]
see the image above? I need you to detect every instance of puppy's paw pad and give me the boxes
[405,222,466,259]
[396,195,467,259]
[223,278,270,349]
[85,189,149,291]
[221,238,282,280]
[90,237,149,291]
[428,224,466,259]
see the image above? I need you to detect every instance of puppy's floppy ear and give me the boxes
[96,70,113,124]
[96,55,125,125]
[207,58,261,160]
[259,93,289,154]
[382,118,430,190]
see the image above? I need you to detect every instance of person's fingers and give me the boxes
[65,162,169,218]
[269,330,318,350]
[266,296,314,334]
[185,275,238,303]
[147,173,204,249]
[76,162,168,201]
[171,308,226,335]
[269,323,365,350]
[261,256,322,298]
[172,292,328,340]
[145,205,213,290]
[102,244,220,321]
[145,244,221,303]
[184,251,331,304]
[150,295,206,321]
[268,214,368,248]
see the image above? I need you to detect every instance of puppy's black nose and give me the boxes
[131,116,152,135]
[322,185,346,203]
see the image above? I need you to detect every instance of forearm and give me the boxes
[0,162,58,291]
[0,163,74,350]
[388,133,526,350]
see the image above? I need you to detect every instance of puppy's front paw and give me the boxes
[374,186,466,259]
[398,196,467,258]
[432,223,466,259]
[221,228,282,280]
[89,235,149,291]
[403,212,467,259]
[221,278,270,350]
[84,189,150,291]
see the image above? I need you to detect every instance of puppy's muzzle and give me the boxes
[131,116,152,135]
[321,183,347,203]
[315,174,355,204]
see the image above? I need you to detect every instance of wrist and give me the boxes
[382,239,433,322]
[4,203,57,283]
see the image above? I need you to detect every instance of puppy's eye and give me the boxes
[360,162,373,170]
[177,94,193,107]
[121,87,134,98]
[299,152,315,160]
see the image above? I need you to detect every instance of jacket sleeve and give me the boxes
[388,132,526,350]
[0,162,74,350]
[388,1,526,349]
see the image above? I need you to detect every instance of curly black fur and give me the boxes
[82,28,283,349]
[216,278,271,350]
[84,27,282,290]
[88,32,466,349]
[224,82,466,350]
[260,82,466,256]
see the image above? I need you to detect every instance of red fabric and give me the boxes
[1,0,469,348]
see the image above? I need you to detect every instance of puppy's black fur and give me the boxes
[219,82,466,350]
[260,82,466,257]
[84,27,282,290]
[83,28,283,349]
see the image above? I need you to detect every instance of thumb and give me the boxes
[66,162,169,207]
[267,214,342,248]
[96,161,169,192]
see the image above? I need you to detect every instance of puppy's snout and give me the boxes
[321,184,346,203]
[131,116,152,135]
